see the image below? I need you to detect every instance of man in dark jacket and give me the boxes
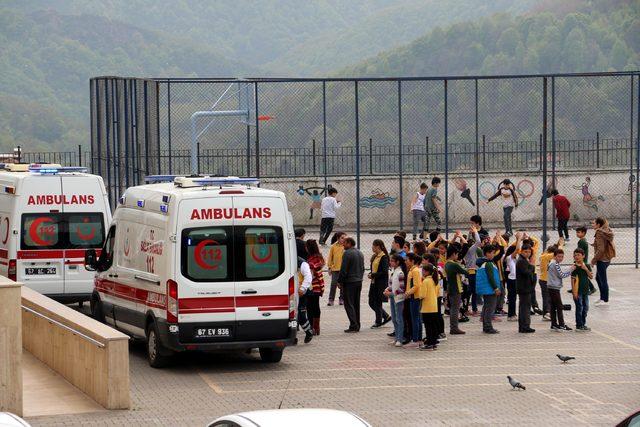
[295,228,308,261]
[338,237,365,332]
[516,244,536,333]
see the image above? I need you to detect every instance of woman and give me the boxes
[591,217,615,306]
[488,179,519,236]
[327,231,346,306]
[384,254,406,347]
[369,239,391,328]
[306,239,326,335]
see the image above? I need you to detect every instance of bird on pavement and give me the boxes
[507,376,526,390]
[557,354,576,363]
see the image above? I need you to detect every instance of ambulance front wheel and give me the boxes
[146,322,173,368]
[259,348,283,363]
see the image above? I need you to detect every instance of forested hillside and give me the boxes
[346,0,639,76]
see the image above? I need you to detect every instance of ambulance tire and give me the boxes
[259,347,283,363]
[90,292,105,323]
[146,322,173,368]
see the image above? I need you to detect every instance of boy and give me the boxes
[539,239,564,321]
[552,189,571,241]
[546,248,575,331]
[391,236,407,259]
[410,183,428,241]
[424,177,442,233]
[470,215,490,242]
[576,226,596,295]
[516,244,536,333]
[462,227,482,316]
[444,245,468,335]
[476,245,502,334]
[572,248,594,331]
[319,188,341,245]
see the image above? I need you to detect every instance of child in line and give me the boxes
[384,254,406,347]
[444,245,467,335]
[572,248,594,331]
[546,248,575,331]
[405,253,423,346]
[416,264,441,351]
[475,244,502,334]
[539,238,564,321]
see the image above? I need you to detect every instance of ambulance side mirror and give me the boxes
[85,249,97,271]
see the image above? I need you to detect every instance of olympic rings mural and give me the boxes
[478,179,536,207]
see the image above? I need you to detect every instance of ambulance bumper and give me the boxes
[157,318,298,352]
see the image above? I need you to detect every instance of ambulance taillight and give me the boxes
[167,279,178,323]
[8,259,16,281]
[288,276,296,320]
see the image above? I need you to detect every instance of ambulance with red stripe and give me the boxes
[0,164,111,303]
[84,176,298,367]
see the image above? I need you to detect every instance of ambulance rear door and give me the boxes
[176,196,236,344]
[17,175,64,295]
[60,175,109,295]
[233,195,290,341]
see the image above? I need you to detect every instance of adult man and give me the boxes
[338,237,365,332]
[319,188,341,245]
[551,189,571,241]
[424,177,442,234]
[516,244,536,333]
[295,228,308,261]
[410,183,428,241]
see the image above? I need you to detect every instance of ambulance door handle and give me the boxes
[108,274,118,278]
[241,289,257,294]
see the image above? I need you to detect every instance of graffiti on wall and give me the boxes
[573,177,605,212]
[478,178,536,207]
[453,178,475,206]
[297,185,329,219]
[360,188,397,208]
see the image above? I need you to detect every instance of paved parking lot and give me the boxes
[29,266,640,426]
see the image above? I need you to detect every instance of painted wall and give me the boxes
[263,170,637,230]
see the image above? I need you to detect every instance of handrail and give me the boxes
[21,305,107,348]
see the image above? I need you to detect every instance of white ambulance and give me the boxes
[85,176,298,367]
[0,163,111,303]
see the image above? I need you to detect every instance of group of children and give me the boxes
[381,217,597,350]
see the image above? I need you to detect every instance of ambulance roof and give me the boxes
[125,182,284,200]
[0,164,101,186]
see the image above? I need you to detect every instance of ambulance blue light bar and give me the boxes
[192,177,260,186]
[29,166,88,174]
[145,175,177,183]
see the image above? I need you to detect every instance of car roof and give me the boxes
[214,409,369,427]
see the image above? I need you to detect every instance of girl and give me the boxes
[305,239,325,335]
[327,232,346,306]
[384,254,406,347]
[369,239,391,328]
[591,217,615,306]
[404,253,423,347]
[488,179,519,236]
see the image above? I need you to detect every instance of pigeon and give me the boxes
[507,376,526,390]
[557,354,575,363]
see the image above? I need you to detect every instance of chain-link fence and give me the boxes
[87,73,639,265]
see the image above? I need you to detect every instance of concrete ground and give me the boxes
[27,266,640,427]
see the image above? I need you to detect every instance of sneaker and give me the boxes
[495,310,508,316]
[565,237,571,242]
[533,307,544,315]
[394,341,403,347]
[387,331,396,337]
[589,289,597,295]
[595,300,608,307]
[459,316,470,323]
[483,329,500,334]
[550,325,562,332]
[419,344,436,351]
[582,325,591,331]
[507,316,518,322]
[304,331,313,343]
[381,316,392,326]
[542,314,551,321]
[450,329,466,335]
[438,333,447,341]
[567,289,573,294]
[370,323,382,329]
[575,326,585,332]
[519,328,536,333]
[327,300,334,306]
[560,325,573,331]
[388,340,397,345]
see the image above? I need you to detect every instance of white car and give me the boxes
[0,413,30,427]
[208,409,371,427]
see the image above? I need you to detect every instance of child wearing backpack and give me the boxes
[475,245,502,334]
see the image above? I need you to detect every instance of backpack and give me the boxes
[476,261,501,295]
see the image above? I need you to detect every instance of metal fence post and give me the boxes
[444,79,449,238]
[94,80,102,176]
[123,79,130,189]
[398,80,404,230]
[322,81,328,189]
[167,80,172,174]
[482,135,486,171]
[355,81,361,247]
[542,77,549,251]
[197,142,201,175]
[635,73,639,268]
[425,136,429,172]
[596,132,600,169]
[254,82,260,180]
[551,76,556,231]
[78,145,82,167]
[312,139,317,176]
[369,138,373,174]
[630,76,635,227]
[475,78,480,216]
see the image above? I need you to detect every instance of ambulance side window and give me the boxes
[98,226,116,271]
[241,226,284,281]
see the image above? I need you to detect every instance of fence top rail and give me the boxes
[92,71,640,85]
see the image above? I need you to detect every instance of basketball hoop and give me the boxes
[257,115,274,121]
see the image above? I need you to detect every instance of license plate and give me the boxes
[25,267,57,275]
[194,327,232,339]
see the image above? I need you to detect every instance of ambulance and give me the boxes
[0,163,111,303]
[84,176,298,367]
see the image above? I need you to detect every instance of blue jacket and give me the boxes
[475,257,501,295]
